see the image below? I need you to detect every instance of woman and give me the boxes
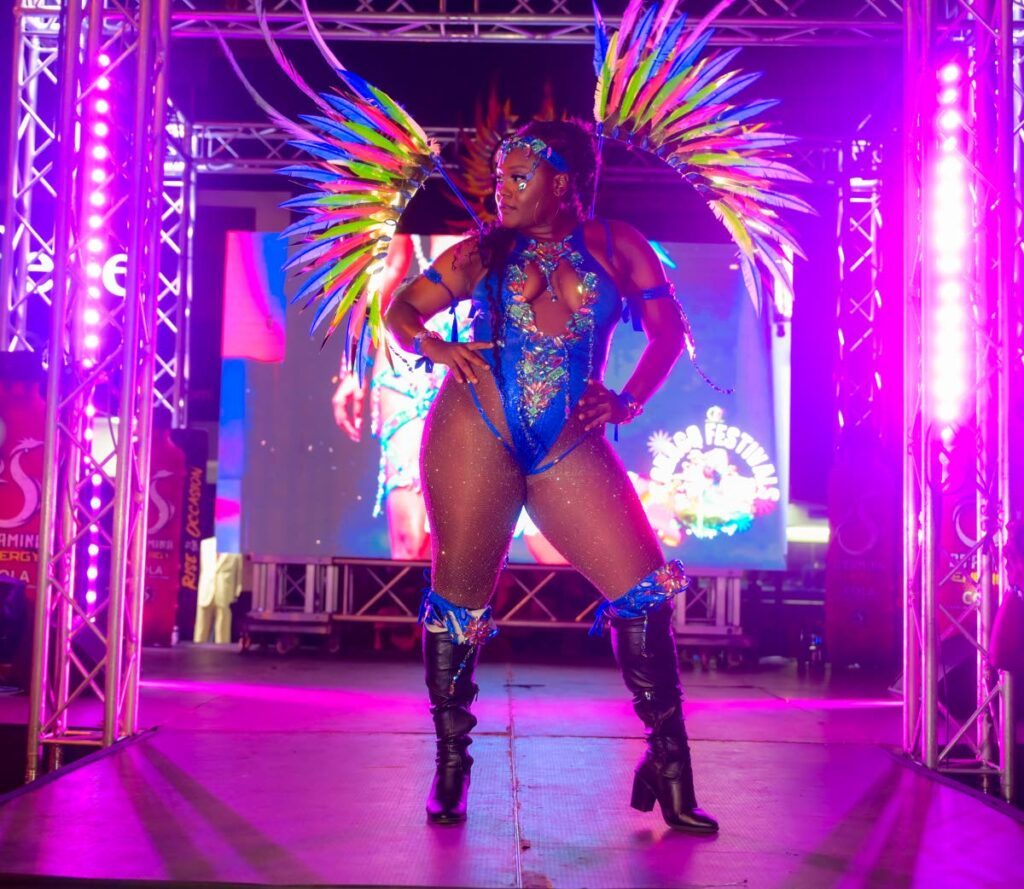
[385,119,717,834]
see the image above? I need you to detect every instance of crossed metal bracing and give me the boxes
[1,0,179,780]
[164,0,905,47]
[901,0,1022,801]
[836,139,885,437]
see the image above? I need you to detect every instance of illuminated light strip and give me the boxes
[929,61,972,430]
[83,51,113,608]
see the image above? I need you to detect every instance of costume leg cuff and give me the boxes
[419,586,499,647]
[589,560,690,637]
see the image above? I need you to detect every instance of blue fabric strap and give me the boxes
[419,582,499,648]
[589,560,690,637]
[423,266,460,343]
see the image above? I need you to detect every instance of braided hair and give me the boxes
[475,119,599,394]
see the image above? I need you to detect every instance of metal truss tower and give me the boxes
[902,0,1021,801]
[1,0,175,779]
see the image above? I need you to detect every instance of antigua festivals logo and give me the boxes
[629,406,781,546]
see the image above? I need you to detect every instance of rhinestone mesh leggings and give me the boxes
[421,372,665,609]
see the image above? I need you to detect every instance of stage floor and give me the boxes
[0,646,1021,888]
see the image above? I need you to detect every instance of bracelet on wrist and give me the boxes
[412,329,443,356]
[618,390,644,424]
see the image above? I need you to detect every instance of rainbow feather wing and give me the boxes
[592,1,810,312]
[280,77,438,351]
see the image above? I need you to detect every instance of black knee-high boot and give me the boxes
[611,604,718,834]
[423,628,480,824]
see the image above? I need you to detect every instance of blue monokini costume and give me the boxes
[467,224,623,475]
[418,222,690,658]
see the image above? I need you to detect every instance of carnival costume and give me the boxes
[265,0,808,831]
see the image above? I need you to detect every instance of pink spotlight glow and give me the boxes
[96,75,111,91]
[90,168,105,183]
[88,544,100,557]
[98,53,111,66]
[84,427,94,441]
[939,87,960,105]
[939,63,962,84]
[939,281,964,301]
[86,237,104,253]
[87,285,101,298]
[84,333,100,350]
[86,261,102,278]
[85,590,98,605]
[84,307,100,324]
[93,121,109,137]
[84,403,96,417]
[941,136,959,153]
[92,473,103,486]
[88,499,101,513]
[89,192,106,207]
[86,566,99,581]
[95,98,110,114]
[92,145,108,161]
[88,214,103,228]
[938,109,962,132]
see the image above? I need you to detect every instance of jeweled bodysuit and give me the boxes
[469,225,622,474]
[419,221,687,618]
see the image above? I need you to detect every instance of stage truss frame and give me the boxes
[901,0,1022,802]
[2,0,1020,803]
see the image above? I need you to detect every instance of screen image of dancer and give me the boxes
[221,232,788,571]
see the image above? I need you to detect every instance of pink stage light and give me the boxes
[89,192,106,207]
[86,566,99,581]
[96,75,111,91]
[86,237,104,253]
[84,333,100,349]
[88,498,101,512]
[929,59,972,426]
[98,53,111,66]
[88,544,99,557]
[95,98,109,114]
[87,214,103,228]
[85,590,98,604]
[87,285,100,298]
[940,63,962,84]
[938,109,962,132]
[90,168,105,184]
[86,261,102,278]
[92,145,108,161]
[93,121,109,137]
[84,307,100,325]
[92,473,103,486]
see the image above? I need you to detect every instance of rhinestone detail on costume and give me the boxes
[506,234,598,425]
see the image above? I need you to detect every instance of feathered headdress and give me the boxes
[592,0,811,312]
[236,0,484,366]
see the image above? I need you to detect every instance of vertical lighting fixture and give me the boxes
[929,61,972,429]
[82,49,114,609]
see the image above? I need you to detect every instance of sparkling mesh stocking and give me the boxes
[525,424,665,599]
[421,373,524,609]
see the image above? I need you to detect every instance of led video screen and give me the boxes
[220,231,789,571]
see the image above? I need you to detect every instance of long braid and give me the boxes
[477,226,516,395]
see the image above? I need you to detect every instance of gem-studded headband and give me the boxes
[497,136,569,173]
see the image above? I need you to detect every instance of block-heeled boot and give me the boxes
[611,603,718,834]
[423,628,480,824]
